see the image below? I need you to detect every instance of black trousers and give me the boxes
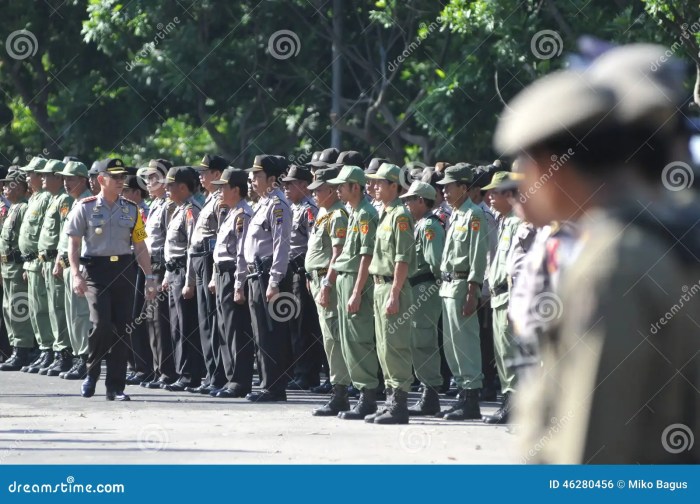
[215,267,254,389]
[478,299,497,388]
[83,259,136,392]
[290,269,323,383]
[0,283,11,359]
[167,267,204,386]
[247,273,293,395]
[193,254,226,387]
[128,267,154,377]
[145,268,176,382]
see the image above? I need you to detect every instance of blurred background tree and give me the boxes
[0,0,698,167]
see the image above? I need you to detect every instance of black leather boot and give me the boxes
[408,386,441,416]
[372,388,410,424]
[312,384,350,416]
[338,388,377,420]
[483,391,512,424]
[0,347,32,371]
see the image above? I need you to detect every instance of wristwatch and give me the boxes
[269,280,279,289]
[145,274,157,281]
[321,277,332,288]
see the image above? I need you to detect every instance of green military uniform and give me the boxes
[18,158,54,353]
[399,182,445,393]
[436,165,488,420]
[0,173,33,349]
[483,188,521,397]
[327,166,380,403]
[305,198,351,388]
[367,194,416,393]
[35,160,73,355]
[57,162,93,362]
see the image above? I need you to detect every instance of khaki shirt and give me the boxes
[413,212,445,280]
[488,211,521,309]
[305,200,348,271]
[18,190,52,259]
[439,198,488,298]
[145,196,176,259]
[64,195,146,256]
[0,200,27,275]
[369,198,415,277]
[58,190,93,254]
[333,197,378,274]
[37,189,73,252]
[518,201,700,463]
[165,196,201,286]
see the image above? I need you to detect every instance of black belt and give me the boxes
[21,252,37,262]
[409,272,436,287]
[1,250,24,264]
[373,275,394,285]
[305,268,328,281]
[441,271,469,282]
[165,257,187,272]
[189,239,215,257]
[38,249,58,262]
[490,282,508,296]
[214,261,236,273]
[80,254,134,266]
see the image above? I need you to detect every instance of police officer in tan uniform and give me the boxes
[65,158,157,401]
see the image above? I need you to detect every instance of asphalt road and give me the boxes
[0,370,518,464]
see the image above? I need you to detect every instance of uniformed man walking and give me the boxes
[363,163,417,424]
[400,180,446,416]
[18,157,54,373]
[306,166,352,416]
[209,168,255,398]
[55,161,93,380]
[139,159,178,389]
[435,165,488,420]
[35,159,74,376]
[243,154,293,402]
[282,164,323,390]
[186,155,229,394]
[161,166,204,392]
[0,170,35,371]
[65,158,157,401]
[325,165,380,419]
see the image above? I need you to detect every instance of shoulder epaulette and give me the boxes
[121,197,138,206]
[81,196,98,204]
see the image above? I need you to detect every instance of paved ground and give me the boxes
[0,371,518,464]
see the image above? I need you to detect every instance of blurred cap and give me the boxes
[281,165,313,183]
[20,157,48,173]
[308,166,341,190]
[58,161,89,178]
[309,148,340,168]
[94,158,128,175]
[198,154,229,172]
[400,180,437,200]
[327,165,366,186]
[437,164,474,185]
[211,167,249,187]
[35,159,66,174]
[366,163,401,183]
[336,151,364,168]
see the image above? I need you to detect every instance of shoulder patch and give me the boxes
[81,196,98,204]
[470,218,480,232]
[425,228,436,241]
